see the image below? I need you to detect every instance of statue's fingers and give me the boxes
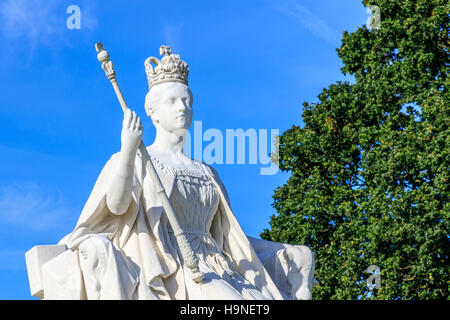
[133,116,139,130]
[135,117,143,131]
[130,111,137,129]
[124,109,132,128]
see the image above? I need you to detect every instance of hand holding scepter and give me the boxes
[94,42,204,284]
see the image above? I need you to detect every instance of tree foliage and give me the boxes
[262,0,449,299]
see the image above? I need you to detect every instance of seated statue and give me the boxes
[30,46,317,300]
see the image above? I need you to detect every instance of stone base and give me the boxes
[25,245,67,299]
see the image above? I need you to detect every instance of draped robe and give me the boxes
[58,148,286,300]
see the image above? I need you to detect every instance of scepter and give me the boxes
[94,42,204,284]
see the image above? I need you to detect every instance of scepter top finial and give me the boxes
[95,42,115,80]
[95,42,110,63]
[95,42,104,53]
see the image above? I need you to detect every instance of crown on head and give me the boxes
[144,45,189,90]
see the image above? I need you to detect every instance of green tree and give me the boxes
[262,0,449,300]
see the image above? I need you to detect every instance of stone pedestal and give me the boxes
[25,245,68,299]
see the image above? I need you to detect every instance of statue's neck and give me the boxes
[151,129,187,156]
[149,129,199,169]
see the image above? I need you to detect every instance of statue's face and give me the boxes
[146,82,193,133]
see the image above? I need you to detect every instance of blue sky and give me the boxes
[0,0,368,299]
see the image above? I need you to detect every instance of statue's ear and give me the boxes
[150,109,157,120]
[146,107,159,123]
[144,92,158,122]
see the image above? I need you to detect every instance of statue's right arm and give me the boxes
[106,109,143,215]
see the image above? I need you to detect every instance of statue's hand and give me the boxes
[106,110,142,215]
[120,109,143,160]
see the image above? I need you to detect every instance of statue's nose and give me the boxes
[177,101,187,112]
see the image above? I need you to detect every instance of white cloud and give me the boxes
[271,0,340,45]
[0,182,74,232]
[0,0,59,46]
[0,0,97,59]
[162,21,184,52]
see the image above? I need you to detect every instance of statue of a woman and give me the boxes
[43,46,316,300]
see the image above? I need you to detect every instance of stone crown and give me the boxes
[145,45,189,90]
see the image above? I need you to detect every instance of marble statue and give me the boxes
[25,45,317,300]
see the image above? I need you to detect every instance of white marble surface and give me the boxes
[25,45,316,300]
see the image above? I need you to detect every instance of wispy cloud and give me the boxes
[0,0,60,47]
[271,0,340,45]
[0,0,97,59]
[0,182,74,232]
[161,20,184,52]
